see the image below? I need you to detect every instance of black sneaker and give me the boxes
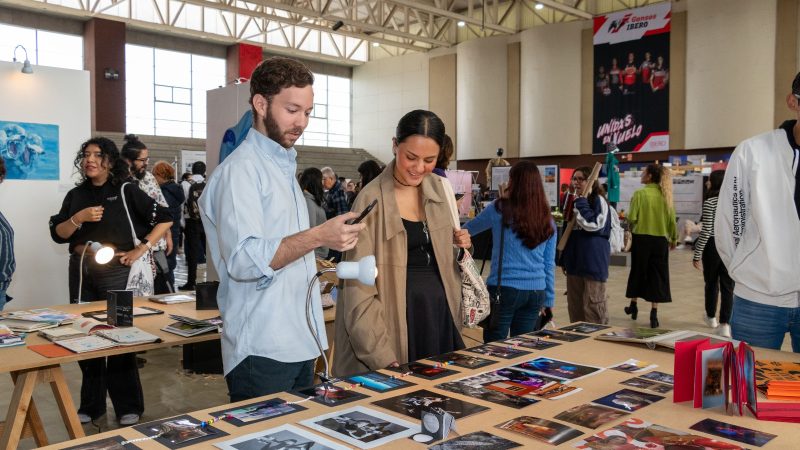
[178,283,196,291]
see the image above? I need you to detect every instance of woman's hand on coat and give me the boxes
[453,229,471,249]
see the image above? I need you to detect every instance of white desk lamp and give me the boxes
[77,241,114,303]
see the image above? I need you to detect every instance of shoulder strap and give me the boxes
[496,224,506,291]
[120,182,140,246]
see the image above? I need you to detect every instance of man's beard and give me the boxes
[133,166,146,180]
[263,105,303,149]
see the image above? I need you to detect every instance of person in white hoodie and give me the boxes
[715,72,800,352]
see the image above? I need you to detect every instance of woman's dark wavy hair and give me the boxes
[395,110,445,148]
[572,166,602,206]
[436,134,454,170]
[705,169,725,200]
[73,137,131,186]
[358,160,382,190]
[496,161,553,249]
[299,167,325,207]
[120,134,146,162]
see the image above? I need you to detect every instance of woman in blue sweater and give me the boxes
[465,161,556,342]
[560,166,611,325]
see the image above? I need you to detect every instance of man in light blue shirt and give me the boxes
[200,57,365,401]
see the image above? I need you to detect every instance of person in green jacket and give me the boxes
[623,164,678,328]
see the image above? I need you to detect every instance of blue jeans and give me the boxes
[731,295,800,352]
[226,355,315,403]
[484,286,546,343]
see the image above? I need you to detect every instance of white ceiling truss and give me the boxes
[4,0,666,64]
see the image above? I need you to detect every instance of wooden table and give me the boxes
[40,327,798,449]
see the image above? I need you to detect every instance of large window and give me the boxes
[298,74,351,148]
[125,44,225,139]
[0,24,82,70]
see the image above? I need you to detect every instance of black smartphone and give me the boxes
[347,199,378,225]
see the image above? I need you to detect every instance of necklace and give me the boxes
[393,171,416,187]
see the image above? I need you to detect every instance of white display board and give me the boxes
[539,165,559,208]
[491,166,511,191]
[180,150,207,176]
[616,172,703,225]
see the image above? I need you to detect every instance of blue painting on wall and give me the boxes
[0,120,59,180]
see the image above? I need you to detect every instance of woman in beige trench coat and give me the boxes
[333,110,471,377]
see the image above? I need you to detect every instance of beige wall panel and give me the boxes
[581,27,593,155]
[670,11,687,150]
[429,54,458,159]
[457,35,509,160]
[685,0,776,148]
[520,21,582,157]
[507,42,521,158]
[775,0,799,127]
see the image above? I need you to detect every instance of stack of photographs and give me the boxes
[497,416,583,446]
[292,383,369,407]
[209,398,306,426]
[214,424,349,450]
[554,404,630,430]
[573,417,751,449]
[132,415,227,449]
[558,322,611,334]
[372,389,488,420]
[62,436,140,450]
[299,406,418,449]
[464,344,531,359]
[429,431,521,450]
[427,352,497,369]
[345,371,416,393]
[591,388,664,412]
[528,329,588,342]
[386,362,459,380]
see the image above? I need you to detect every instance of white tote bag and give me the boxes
[121,182,155,297]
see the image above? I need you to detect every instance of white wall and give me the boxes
[352,53,429,163]
[519,21,582,157]
[685,0,776,148]
[457,35,508,160]
[0,62,90,309]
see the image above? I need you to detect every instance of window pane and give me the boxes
[155,119,192,138]
[328,106,349,121]
[306,118,327,133]
[328,90,350,107]
[0,25,36,65]
[328,120,350,136]
[173,87,191,104]
[312,104,327,119]
[37,30,83,70]
[155,85,172,102]
[154,49,191,87]
[328,76,350,93]
[155,102,192,121]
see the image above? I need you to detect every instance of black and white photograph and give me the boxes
[213,424,349,450]
[299,406,417,449]
[372,389,488,420]
[62,436,141,450]
[133,415,227,449]
[292,383,368,406]
[210,398,306,426]
[429,431,521,450]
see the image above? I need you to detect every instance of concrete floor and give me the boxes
[1,248,793,448]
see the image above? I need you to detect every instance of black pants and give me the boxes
[68,254,145,419]
[184,219,206,285]
[225,356,315,403]
[701,238,734,324]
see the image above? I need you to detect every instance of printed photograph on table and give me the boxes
[534,382,582,399]
[592,388,664,412]
[132,415,227,449]
[609,359,658,373]
[484,380,538,397]
[436,380,540,409]
[429,430,521,450]
[494,368,562,390]
[558,322,611,334]
[639,370,674,385]
[529,329,588,342]
[554,404,629,429]
[372,389,488,420]
[62,436,141,450]
[574,417,748,450]
[293,383,369,406]
[428,352,497,369]
[514,357,604,381]
[497,416,583,446]
[209,398,306,426]
[464,344,531,359]
[697,346,726,409]
[385,361,458,379]
[213,423,350,450]
[502,336,561,350]
[299,406,418,449]
[0,120,59,180]
[690,418,777,447]
[346,371,416,393]
[620,377,673,394]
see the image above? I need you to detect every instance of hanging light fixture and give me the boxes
[13,45,33,74]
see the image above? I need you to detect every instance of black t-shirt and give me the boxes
[778,119,800,219]
[49,180,172,253]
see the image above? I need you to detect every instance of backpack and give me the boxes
[608,202,624,253]
[186,180,206,221]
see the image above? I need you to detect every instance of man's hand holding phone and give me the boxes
[317,213,365,252]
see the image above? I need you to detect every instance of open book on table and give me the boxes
[49,317,161,353]
[595,328,737,350]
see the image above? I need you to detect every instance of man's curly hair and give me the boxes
[249,56,314,116]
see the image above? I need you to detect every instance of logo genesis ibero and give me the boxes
[607,13,657,33]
